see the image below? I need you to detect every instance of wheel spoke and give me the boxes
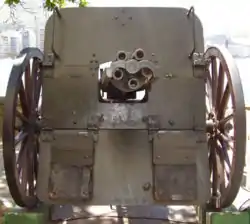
[17,139,27,175]
[211,57,218,108]
[216,144,227,194]
[19,80,29,116]
[218,132,233,144]
[25,63,32,110]
[219,113,234,126]
[218,83,230,120]
[27,137,36,195]
[217,139,232,172]
[216,64,224,112]
[17,141,29,192]
[15,131,28,146]
[16,110,29,124]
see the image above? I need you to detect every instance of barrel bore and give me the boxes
[132,48,145,61]
[113,69,124,80]
[128,78,140,90]
[117,51,127,61]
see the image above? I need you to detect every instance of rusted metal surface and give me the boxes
[153,131,208,204]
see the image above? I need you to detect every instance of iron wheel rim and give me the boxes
[205,45,246,208]
[2,48,43,208]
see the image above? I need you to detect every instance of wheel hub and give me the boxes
[27,116,41,134]
[206,112,219,136]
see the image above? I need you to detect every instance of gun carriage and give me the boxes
[2,7,246,211]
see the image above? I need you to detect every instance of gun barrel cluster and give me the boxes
[100,48,155,93]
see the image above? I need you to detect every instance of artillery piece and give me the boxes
[2,7,246,211]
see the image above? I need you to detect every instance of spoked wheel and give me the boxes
[2,48,43,208]
[205,45,246,209]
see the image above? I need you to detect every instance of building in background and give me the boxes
[21,29,36,49]
[0,30,22,58]
[0,29,37,58]
[39,28,45,52]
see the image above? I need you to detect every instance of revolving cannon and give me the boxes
[1,7,246,213]
[100,48,156,101]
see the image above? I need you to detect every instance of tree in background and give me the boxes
[4,0,88,11]
[0,0,88,25]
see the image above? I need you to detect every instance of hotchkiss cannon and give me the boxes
[2,6,246,211]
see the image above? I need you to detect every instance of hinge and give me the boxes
[190,52,210,78]
[43,53,55,67]
[191,52,209,68]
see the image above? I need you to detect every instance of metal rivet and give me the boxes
[165,73,173,78]
[168,120,175,126]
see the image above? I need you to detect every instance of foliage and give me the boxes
[4,0,88,10]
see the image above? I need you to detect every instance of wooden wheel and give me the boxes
[2,48,43,208]
[205,45,246,209]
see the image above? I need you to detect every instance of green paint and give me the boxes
[3,212,45,224]
[208,211,250,224]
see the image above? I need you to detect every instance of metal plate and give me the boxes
[48,164,92,201]
[49,130,94,166]
[154,165,197,202]
[42,7,205,130]
[37,130,94,203]
[153,131,210,205]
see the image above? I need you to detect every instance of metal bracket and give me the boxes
[43,53,55,67]
[191,52,210,78]
[87,114,104,142]
[41,129,54,142]
[142,115,160,141]
[192,52,209,68]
